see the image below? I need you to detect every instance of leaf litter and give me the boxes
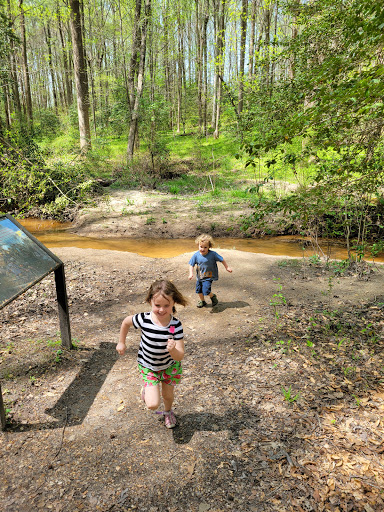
[0,247,384,511]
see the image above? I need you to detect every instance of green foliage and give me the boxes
[269,278,287,318]
[281,385,300,403]
[0,133,100,218]
[34,110,61,139]
[149,139,170,175]
[0,5,18,80]
[139,95,171,137]
[308,254,321,265]
[98,99,129,136]
[241,0,384,256]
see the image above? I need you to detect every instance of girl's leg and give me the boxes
[198,292,205,301]
[143,384,161,410]
[161,382,175,412]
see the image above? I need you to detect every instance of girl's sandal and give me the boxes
[197,300,207,308]
[156,409,177,428]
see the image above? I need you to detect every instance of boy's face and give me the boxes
[198,241,210,256]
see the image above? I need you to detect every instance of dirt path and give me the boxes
[1,190,384,511]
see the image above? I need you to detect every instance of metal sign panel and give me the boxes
[0,214,61,308]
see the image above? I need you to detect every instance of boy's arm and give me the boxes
[221,259,233,273]
[116,315,134,355]
[188,264,195,280]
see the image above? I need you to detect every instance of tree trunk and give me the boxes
[2,81,11,131]
[128,0,142,108]
[58,9,73,108]
[195,0,203,134]
[263,6,271,90]
[116,0,131,120]
[19,0,33,128]
[211,6,218,129]
[7,52,22,123]
[69,0,91,151]
[6,0,22,123]
[44,24,58,112]
[176,21,183,134]
[148,24,156,145]
[238,0,247,115]
[213,0,226,139]
[162,0,172,131]
[88,57,97,137]
[248,0,257,80]
[127,0,151,159]
[202,1,209,136]
[289,2,299,79]
[270,2,278,86]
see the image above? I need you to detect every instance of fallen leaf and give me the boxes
[187,462,195,476]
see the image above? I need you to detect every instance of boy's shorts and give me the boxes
[196,279,213,296]
[139,361,182,387]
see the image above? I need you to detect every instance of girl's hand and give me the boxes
[167,338,176,351]
[116,342,126,355]
[188,274,193,280]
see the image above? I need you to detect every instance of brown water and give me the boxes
[18,218,383,261]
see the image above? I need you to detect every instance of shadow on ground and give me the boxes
[6,342,118,432]
[172,406,259,444]
[209,300,250,313]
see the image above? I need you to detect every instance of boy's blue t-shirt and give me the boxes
[189,250,223,281]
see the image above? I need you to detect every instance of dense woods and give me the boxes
[0,0,383,259]
[0,0,296,143]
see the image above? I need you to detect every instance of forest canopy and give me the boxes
[0,0,383,258]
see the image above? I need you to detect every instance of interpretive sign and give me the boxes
[0,215,60,307]
[0,214,72,430]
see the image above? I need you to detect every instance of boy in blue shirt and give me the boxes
[188,234,232,308]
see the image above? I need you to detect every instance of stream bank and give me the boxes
[19,189,380,262]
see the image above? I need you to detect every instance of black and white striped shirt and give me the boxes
[132,312,183,371]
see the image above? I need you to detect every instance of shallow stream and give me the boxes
[18,218,383,262]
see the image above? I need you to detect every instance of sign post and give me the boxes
[54,264,72,349]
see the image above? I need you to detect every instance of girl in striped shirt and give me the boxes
[116,280,188,428]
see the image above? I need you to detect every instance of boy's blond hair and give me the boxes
[195,233,214,248]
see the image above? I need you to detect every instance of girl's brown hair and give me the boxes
[145,279,188,312]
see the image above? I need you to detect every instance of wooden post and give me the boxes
[0,382,6,431]
[54,264,72,349]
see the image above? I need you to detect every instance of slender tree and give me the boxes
[201,0,209,135]
[238,0,247,114]
[44,23,58,112]
[213,0,226,139]
[195,0,203,133]
[57,7,73,109]
[5,0,22,125]
[68,0,91,151]
[127,0,152,158]
[248,0,257,79]
[19,0,33,127]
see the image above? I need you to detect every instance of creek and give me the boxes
[18,218,383,262]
